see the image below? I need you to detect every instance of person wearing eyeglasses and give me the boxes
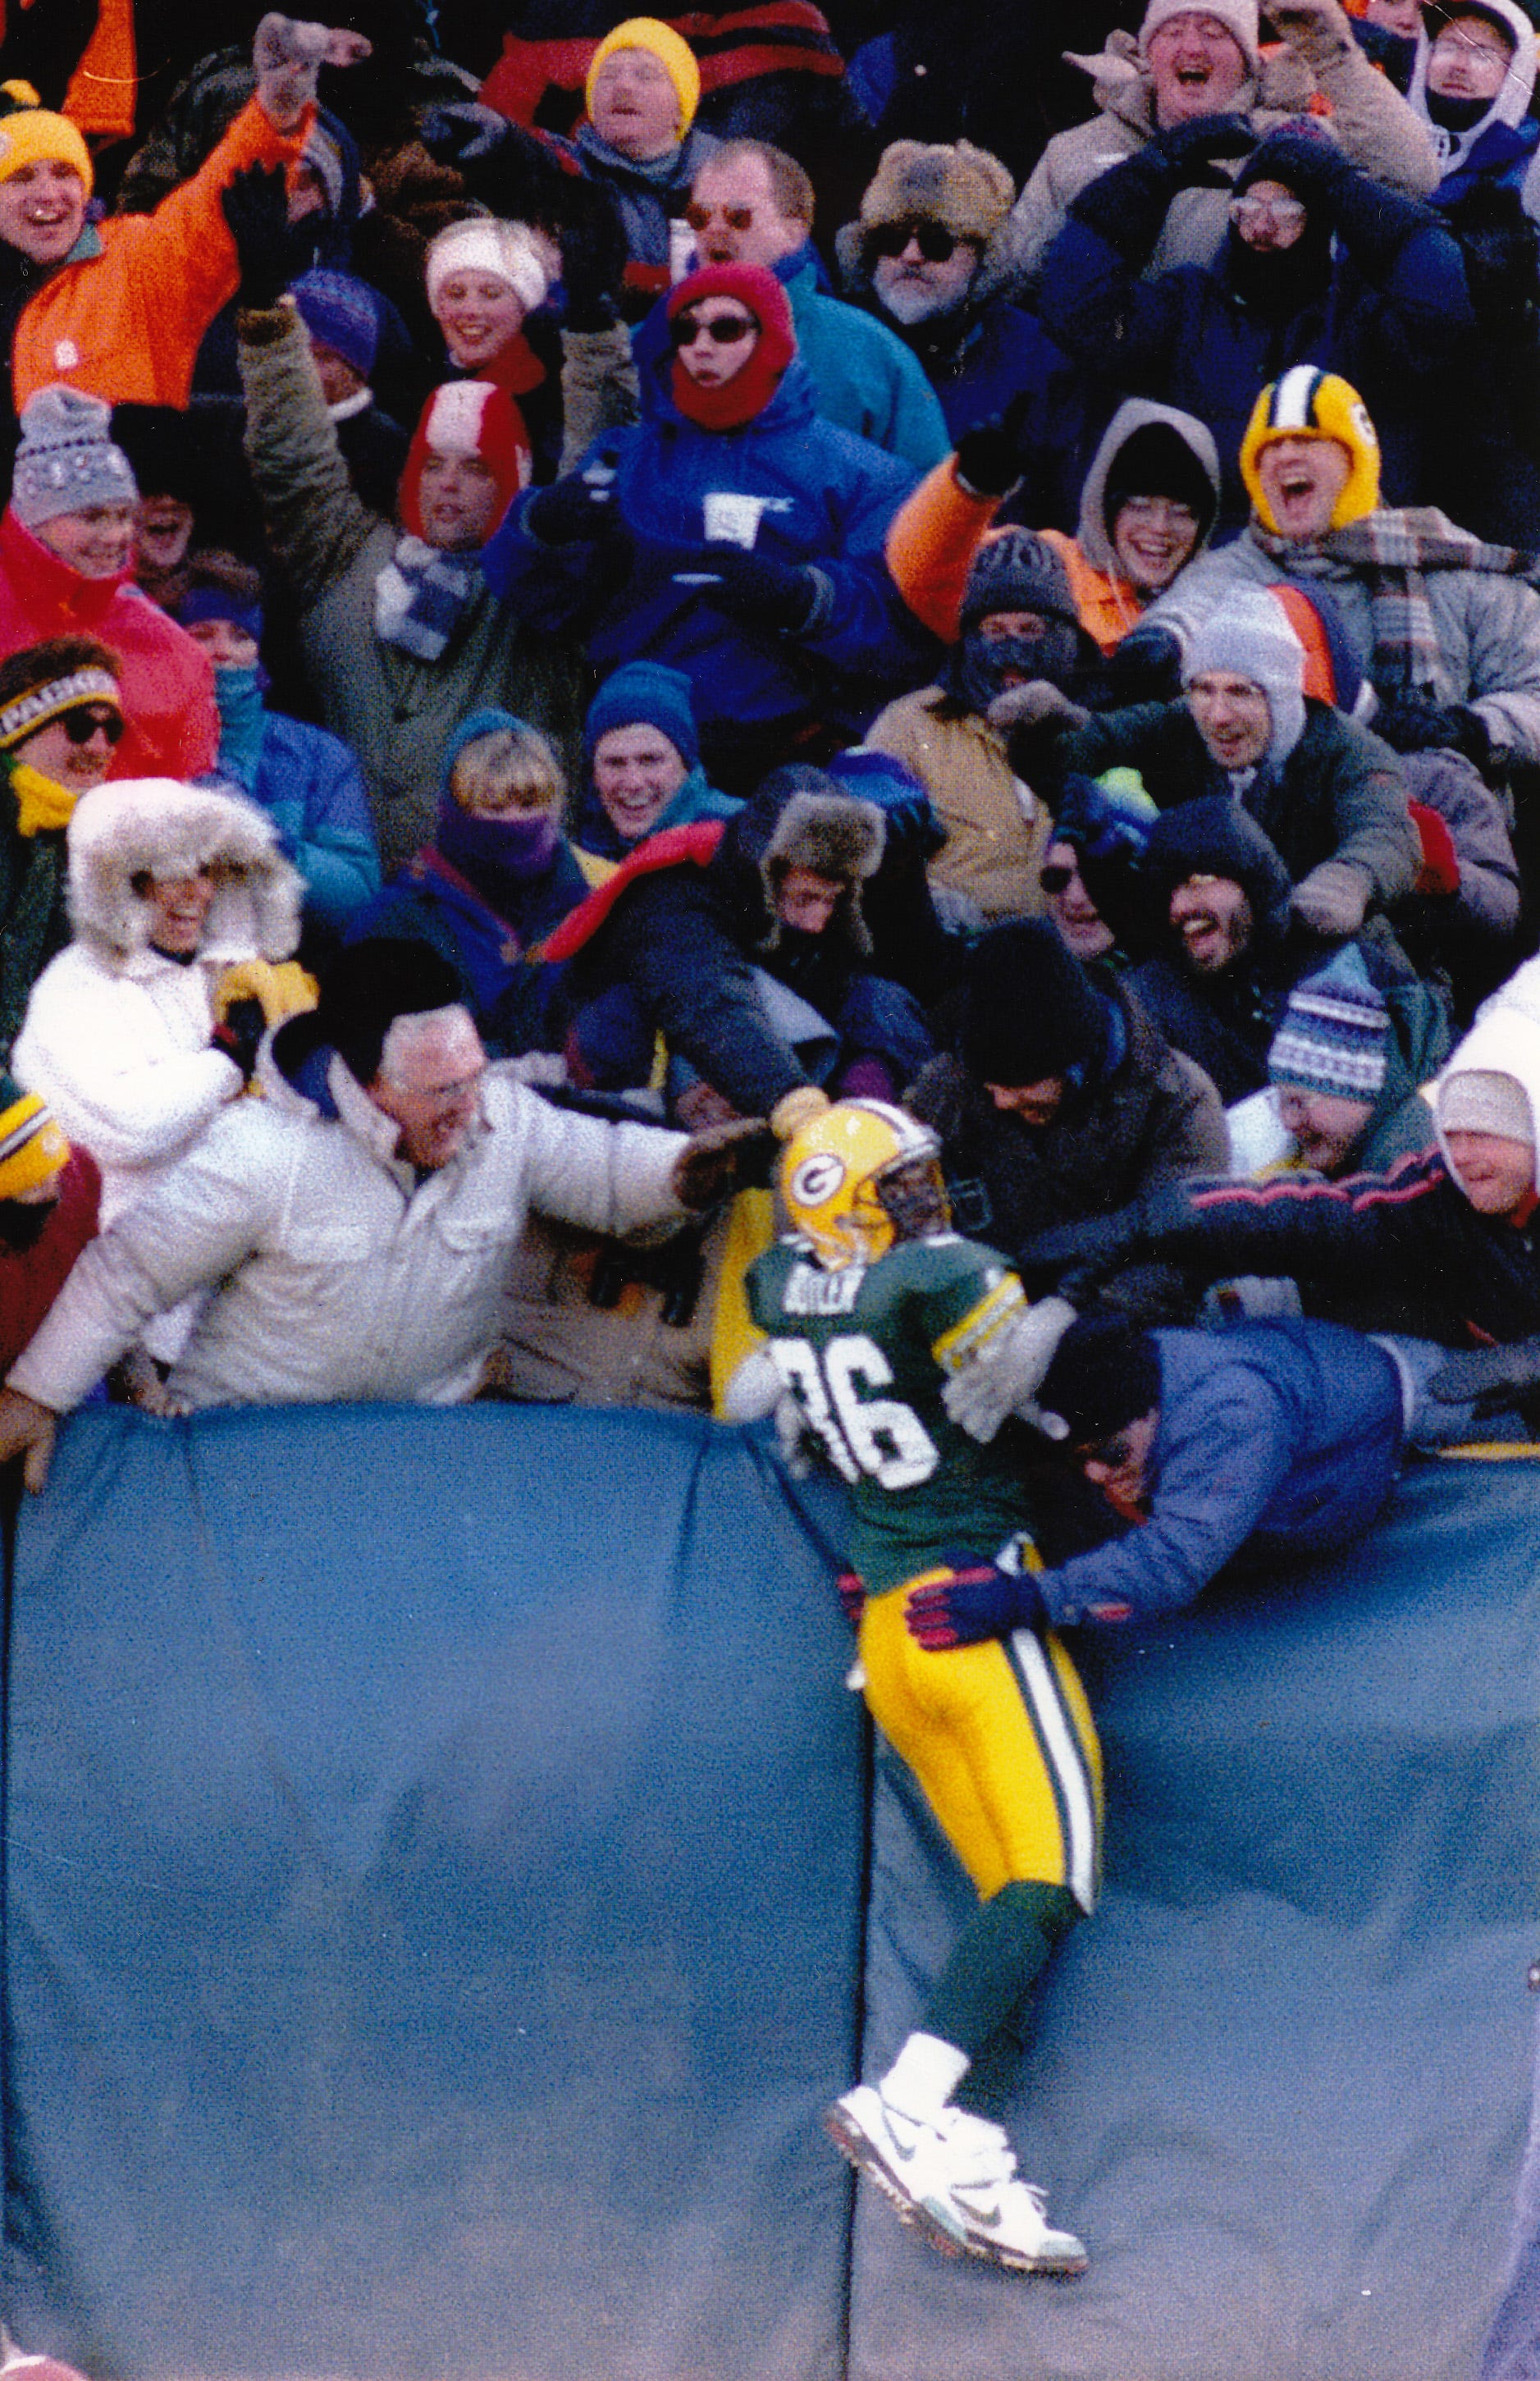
[1405,1,1540,213]
[660,139,948,469]
[0,636,126,1066]
[483,260,932,790]
[903,1309,1408,1650]
[1039,115,1474,532]
[1001,0,1437,294]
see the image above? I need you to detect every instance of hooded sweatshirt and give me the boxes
[1409,0,1540,211]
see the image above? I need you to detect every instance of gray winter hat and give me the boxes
[1185,589,1308,774]
[959,528,1079,630]
[11,386,137,529]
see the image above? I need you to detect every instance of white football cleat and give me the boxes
[933,2108,1088,2276]
[823,2085,969,2258]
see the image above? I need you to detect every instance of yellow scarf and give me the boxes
[11,763,77,839]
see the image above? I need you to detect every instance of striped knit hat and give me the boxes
[1240,368,1382,533]
[1268,946,1390,1100]
[0,1072,68,1199]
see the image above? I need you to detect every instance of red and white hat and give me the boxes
[397,382,532,540]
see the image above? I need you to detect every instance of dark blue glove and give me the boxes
[1150,111,1258,180]
[524,455,619,544]
[678,545,821,634]
[1374,692,1494,774]
[1017,1200,1149,1293]
[1242,123,1355,203]
[1055,770,1158,863]
[905,1552,1045,1650]
[212,999,265,1084]
[418,99,515,171]
[827,749,945,861]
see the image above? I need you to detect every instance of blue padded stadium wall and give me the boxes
[3,1403,1539,2381]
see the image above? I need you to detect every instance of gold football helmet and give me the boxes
[780,1098,950,1270]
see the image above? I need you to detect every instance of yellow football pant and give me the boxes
[859,1568,1104,1915]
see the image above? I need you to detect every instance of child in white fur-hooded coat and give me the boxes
[12,779,304,1371]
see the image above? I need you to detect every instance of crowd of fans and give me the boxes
[5,0,1540,1463]
[6,0,1540,2310]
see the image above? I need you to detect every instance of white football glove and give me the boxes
[941,1296,1076,1444]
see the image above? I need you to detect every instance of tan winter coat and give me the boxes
[866,684,1053,922]
[1003,6,1437,291]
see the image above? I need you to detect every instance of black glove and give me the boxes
[418,101,563,221]
[1148,111,1258,181]
[524,455,619,544]
[683,546,821,635]
[221,162,308,309]
[558,181,628,332]
[1428,1337,1540,1409]
[953,414,1021,501]
[1101,621,1183,705]
[418,99,511,169]
[1373,692,1494,774]
[1017,1201,1149,1293]
[1242,125,1355,203]
[212,998,267,1083]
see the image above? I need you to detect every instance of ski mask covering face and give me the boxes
[946,528,1084,715]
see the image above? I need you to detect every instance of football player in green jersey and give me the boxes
[730,1097,1093,2275]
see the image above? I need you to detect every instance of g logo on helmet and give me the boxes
[790,1152,846,1207]
[1350,401,1377,454]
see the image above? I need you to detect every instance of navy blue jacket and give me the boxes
[1039,144,1475,528]
[1038,1319,1404,1629]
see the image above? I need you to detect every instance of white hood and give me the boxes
[64,778,303,964]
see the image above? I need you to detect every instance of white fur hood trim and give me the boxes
[64,778,304,962]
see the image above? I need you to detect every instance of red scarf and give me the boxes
[665,262,796,432]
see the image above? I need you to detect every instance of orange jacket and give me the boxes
[11,96,308,414]
[884,459,1149,652]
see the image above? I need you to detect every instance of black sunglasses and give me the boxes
[869,220,964,263]
[669,310,758,349]
[1039,863,1076,894]
[60,705,124,745]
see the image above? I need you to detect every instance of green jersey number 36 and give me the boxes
[770,1333,939,1491]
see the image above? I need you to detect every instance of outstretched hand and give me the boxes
[221,162,308,309]
[254,13,371,131]
[672,1115,776,1210]
[904,1554,1044,1650]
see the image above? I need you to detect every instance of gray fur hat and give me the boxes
[11,387,137,530]
[65,778,304,962]
[733,767,885,955]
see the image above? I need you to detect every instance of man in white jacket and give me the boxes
[0,939,762,1488]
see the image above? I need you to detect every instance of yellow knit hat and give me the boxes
[0,1076,69,1200]
[0,82,94,198]
[585,18,700,136]
[1240,368,1381,534]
